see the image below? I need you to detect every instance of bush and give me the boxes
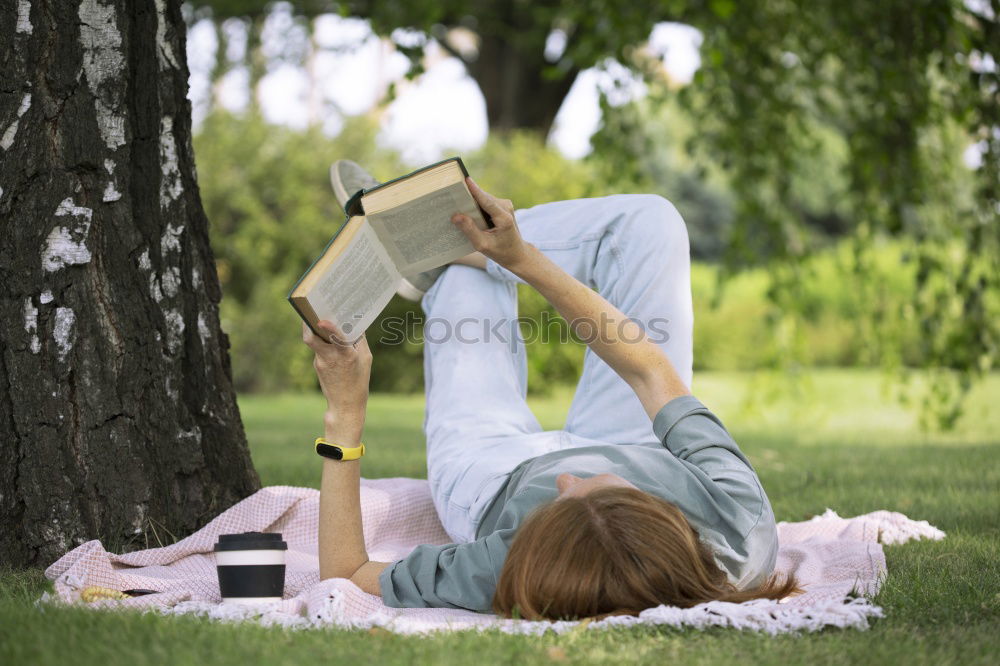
[196,111,409,391]
[195,113,605,392]
[691,241,919,370]
[194,112,920,394]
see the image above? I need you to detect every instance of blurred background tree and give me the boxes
[185,0,997,425]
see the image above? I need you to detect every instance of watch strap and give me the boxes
[314,437,365,461]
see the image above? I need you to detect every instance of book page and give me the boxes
[365,180,485,276]
[304,222,400,344]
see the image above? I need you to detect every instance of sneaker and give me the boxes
[329,159,445,301]
[329,159,380,212]
[396,267,447,302]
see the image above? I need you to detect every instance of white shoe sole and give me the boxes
[330,163,352,211]
[396,278,426,302]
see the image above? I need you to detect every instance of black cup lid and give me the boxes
[214,531,288,551]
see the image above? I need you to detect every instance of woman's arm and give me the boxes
[303,322,389,593]
[451,179,690,419]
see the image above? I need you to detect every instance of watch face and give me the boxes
[316,443,343,460]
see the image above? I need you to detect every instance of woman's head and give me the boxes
[493,485,797,621]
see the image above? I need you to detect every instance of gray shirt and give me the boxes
[379,395,778,612]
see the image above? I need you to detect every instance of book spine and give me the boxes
[344,188,366,217]
[287,296,329,342]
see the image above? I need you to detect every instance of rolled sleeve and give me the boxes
[379,531,512,612]
[651,395,765,540]
[652,395,751,468]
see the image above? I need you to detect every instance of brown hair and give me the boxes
[493,486,799,621]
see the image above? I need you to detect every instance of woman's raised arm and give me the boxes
[451,179,690,419]
[302,322,388,593]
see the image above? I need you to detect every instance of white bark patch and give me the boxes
[161,222,184,254]
[191,266,201,289]
[1,93,32,151]
[40,290,54,304]
[16,0,32,34]
[53,307,76,362]
[23,298,40,354]
[164,309,185,354]
[131,503,147,535]
[78,0,126,150]
[102,158,121,201]
[93,100,126,150]
[103,181,122,202]
[43,198,93,272]
[39,522,70,554]
[23,299,38,333]
[148,274,162,302]
[159,116,183,207]
[197,312,211,347]
[153,0,180,69]
[161,266,181,298]
[55,198,93,220]
[142,247,163,302]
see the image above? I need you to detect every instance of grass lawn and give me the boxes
[2,369,998,664]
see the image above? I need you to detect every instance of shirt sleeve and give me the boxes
[651,395,764,528]
[378,529,513,612]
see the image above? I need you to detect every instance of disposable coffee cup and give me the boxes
[213,532,287,604]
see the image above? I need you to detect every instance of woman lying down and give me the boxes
[302,164,798,620]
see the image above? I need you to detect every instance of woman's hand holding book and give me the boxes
[451,177,533,272]
[302,321,371,443]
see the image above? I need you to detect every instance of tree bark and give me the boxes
[0,0,260,568]
[467,32,580,136]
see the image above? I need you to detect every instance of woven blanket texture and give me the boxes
[42,479,945,635]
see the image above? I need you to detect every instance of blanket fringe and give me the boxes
[305,593,885,636]
[38,588,884,636]
[158,601,311,630]
[801,509,947,545]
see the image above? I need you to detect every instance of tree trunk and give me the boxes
[0,0,260,568]
[467,32,580,136]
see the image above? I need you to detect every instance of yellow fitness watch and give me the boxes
[314,437,366,461]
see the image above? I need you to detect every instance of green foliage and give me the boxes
[589,90,855,260]
[186,0,335,19]
[193,111,958,396]
[194,111,408,391]
[195,114,602,393]
[676,0,1000,426]
[186,0,998,422]
[691,241,921,371]
[349,0,684,76]
[463,131,605,207]
[587,93,736,260]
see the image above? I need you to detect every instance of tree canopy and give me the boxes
[186,0,998,424]
[677,1,999,425]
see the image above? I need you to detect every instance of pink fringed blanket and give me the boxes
[42,479,944,635]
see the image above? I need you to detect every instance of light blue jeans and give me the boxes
[421,194,694,543]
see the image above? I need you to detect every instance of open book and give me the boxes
[288,157,492,343]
